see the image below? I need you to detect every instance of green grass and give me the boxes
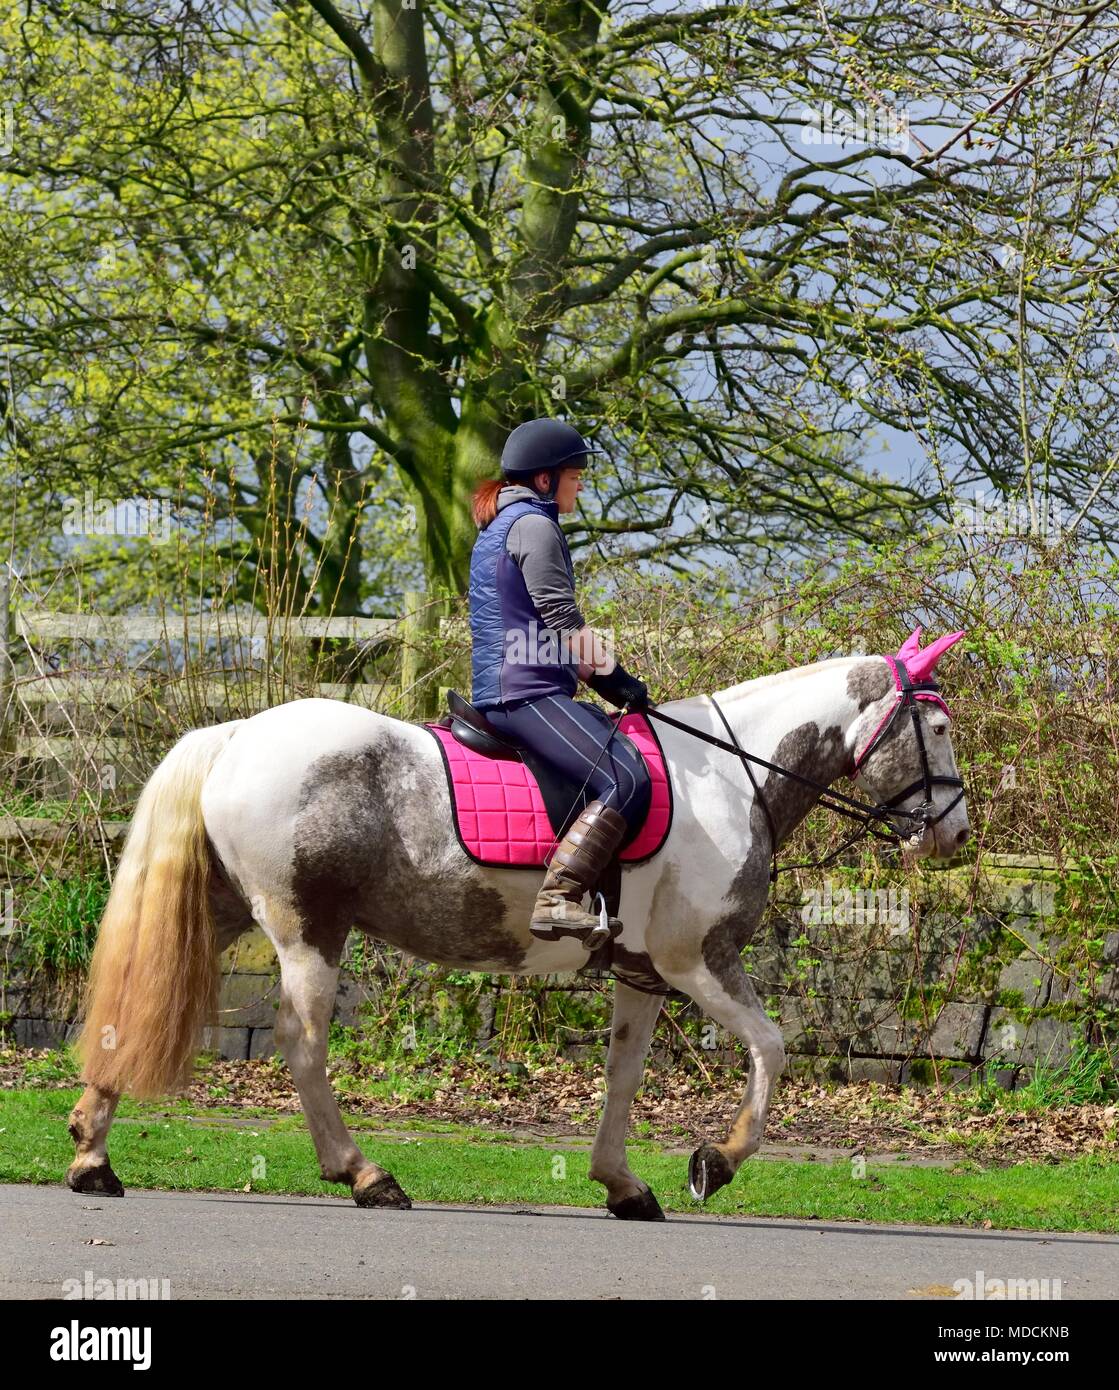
[991,1042,1119,1107]
[9,875,111,985]
[0,789,81,820]
[3,1086,1117,1232]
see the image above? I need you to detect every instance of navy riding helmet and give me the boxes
[500,418,602,497]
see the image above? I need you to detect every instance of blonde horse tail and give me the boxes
[76,722,243,1100]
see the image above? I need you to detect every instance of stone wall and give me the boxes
[754,876,1118,1083]
[4,859,1115,1087]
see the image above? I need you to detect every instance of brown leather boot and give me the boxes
[530,800,627,948]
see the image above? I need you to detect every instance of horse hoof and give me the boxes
[353,1173,413,1210]
[688,1144,734,1202]
[607,1188,665,1221]
[66,1163,125,1198]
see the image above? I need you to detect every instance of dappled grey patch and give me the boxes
[206,842,256,952]
[700,795,771,1005]
[846,657,893,714]
[853,706,922,793]
[608,940,665,989]
[701,717,848,1002]
[759,718,847,845]
[290,734,526,970]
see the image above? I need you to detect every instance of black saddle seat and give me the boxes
[441,690,521,761]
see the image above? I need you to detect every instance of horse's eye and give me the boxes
[932,724,947,736]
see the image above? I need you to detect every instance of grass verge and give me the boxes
[2,1087,1116,1232]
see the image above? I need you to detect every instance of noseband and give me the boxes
[851,654,966,834]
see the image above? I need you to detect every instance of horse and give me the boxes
[65,626,970,1220]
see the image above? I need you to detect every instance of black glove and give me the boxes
[586,663,649,711]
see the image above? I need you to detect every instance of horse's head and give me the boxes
[849,627,970,859]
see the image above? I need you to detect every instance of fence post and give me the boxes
[761,594,783,652]
[400,591,421,720]
[0,564,10,754]
[400,590,446,721]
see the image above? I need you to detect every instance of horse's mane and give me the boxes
[705,654,872,705]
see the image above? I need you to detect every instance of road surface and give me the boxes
[1,1183,1114,1300]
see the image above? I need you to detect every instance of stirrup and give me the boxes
[583,893,613,952]
[530,892,615,951]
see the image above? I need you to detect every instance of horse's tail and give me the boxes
[76,721,243,1100]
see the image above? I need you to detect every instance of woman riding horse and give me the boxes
[468,417,651,945]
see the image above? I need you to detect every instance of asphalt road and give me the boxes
[2,1183,1116,1300]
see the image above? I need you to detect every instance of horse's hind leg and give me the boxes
[660,957,785,1203]
[588,984,666,1221]
[67,1086,124,1196]
[268,915,411,1209]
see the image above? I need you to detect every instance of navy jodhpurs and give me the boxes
[483,694,652,833]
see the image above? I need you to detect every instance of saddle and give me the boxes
[425,693,676,996]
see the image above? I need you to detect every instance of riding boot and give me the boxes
[530,799,627,949]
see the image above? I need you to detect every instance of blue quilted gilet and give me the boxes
[469,497,579,709]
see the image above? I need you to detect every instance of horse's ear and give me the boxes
[896,625,923,661]
[907,630,966,681]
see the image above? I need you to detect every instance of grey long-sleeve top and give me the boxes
[496,485,585,632]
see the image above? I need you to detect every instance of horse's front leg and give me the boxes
[659,955,785,1202]
[588,983,666,1221]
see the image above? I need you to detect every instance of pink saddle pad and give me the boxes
[426,712,672,867]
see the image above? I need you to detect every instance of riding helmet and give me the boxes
[500,418,602,482]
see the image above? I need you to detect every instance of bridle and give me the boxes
[849,653,966,833]
[643,653,966,880]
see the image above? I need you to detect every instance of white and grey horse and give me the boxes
[67,629,969,1219]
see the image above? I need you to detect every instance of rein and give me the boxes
[644,655,965,881]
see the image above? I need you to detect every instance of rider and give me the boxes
[469,417,651,947]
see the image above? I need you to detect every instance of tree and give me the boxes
[3,0,1119,607]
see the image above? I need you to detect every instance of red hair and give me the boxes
[472,479,504,528]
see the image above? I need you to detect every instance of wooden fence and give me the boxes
[0,570,794,797]
[0,572,463,795]
[0,568,1112,802]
